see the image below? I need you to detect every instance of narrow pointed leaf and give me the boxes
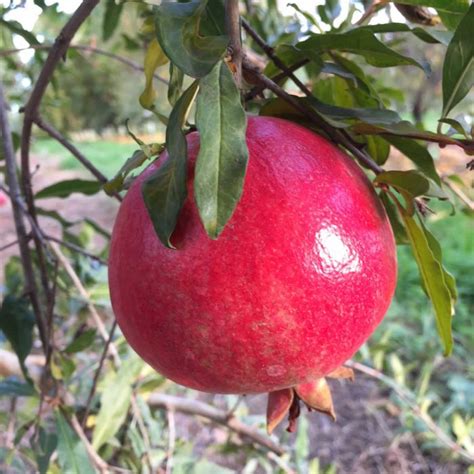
[442,4,474,117]
[195,61,249,238]
[103,0,124,42]
[139,38,169,109]
[380,192,409,245]
[298,29,426,70]
[384,136,441,185]
[154,1,228,78]
[0,296,35,382]
[419,219,458,304]
[142,81,199,248]
[36,180,102,199]
[295,379,336,420]
[55,411,95,474]
[375,170,430,197]
[168,63,184,106]
[395,206,454,355]
[266,388,294,434]
[395,0,469,14]
[92,355,144,450]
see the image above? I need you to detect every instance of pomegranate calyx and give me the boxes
[326,365,355,381]
[266,388,294,435]
[294,378,336,421]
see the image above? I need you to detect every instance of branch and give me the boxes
[0,80,49,351]
[240,21,383,175]
[81,321,117,429]
[226,0,243,87]
[33,116,122,202]
[20,2,101,326]
[346,360,474,463]
[45,235,108,266]
[69,413,110,473]
[48,242,119,361]
[147,393,285,455]
[244,59,309,101]
[0,44,168,85]
[242,59,384,174]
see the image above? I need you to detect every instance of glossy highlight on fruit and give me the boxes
[109,116,397,395]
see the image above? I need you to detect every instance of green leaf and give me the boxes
[154,1,228,78]
[139,38,169,109]
[375,170,430,197]
[442,4,474,117]
[0,19,40,45]
[384,136,441,185]
[103,0,124,42]
[354,22,453,45]
[104,150,149,195]
[379,193,409,245]
[92,354,144,450]
[36,179,102,199]
[51,353,76,381]
[64,329,97,354]
[419,220,458,304]
[200,0,226,35]
[438,118,469,138]
[55,411,95,474]
[396,209,454,355]
[395,0,469,14]
[195,61,249,239]
[298,29,426,70]
[366,136,390,165]
[0,377,36,397]
[168,63,184,106]
[34,427,57,474]
[0,296,35,381]
[351,120,465,148]
[142,81,199,248]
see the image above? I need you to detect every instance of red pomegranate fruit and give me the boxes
[0,190,8,207]
[109,116,397,428]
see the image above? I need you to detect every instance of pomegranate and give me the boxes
[109,116,396,428]
[0,190,8,207]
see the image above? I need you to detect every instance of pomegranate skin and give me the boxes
[109,116,397,394]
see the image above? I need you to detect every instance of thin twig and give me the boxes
[0,81,49,351]
[48,242,119,361]
[148,393,286,455]
[0,44,168,85]
[81,321,118,429]
[346,360,474,463]
[244,59,309,101]
[239,22,384,174]
[0,239,21,252]
[165,409,176,474]
[48,242,153,464]
[69,413,110,473]
[20,1,101,330]
[242,59,384,174]
[442,178,473,211]
[33,116,122,202]
[226,0,243,87]
[45,235,108,265]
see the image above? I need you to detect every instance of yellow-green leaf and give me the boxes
[398,209,454,355]
[139,39,169,109]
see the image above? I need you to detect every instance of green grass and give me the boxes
[32,138,138,178]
